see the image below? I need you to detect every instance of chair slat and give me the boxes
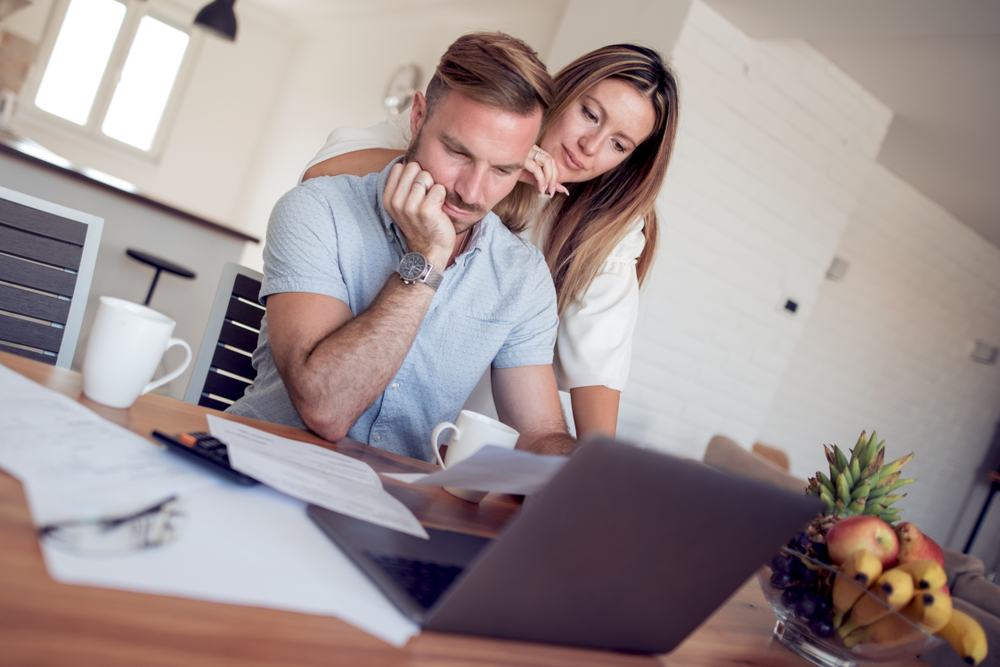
[0,341,56,365]
[0,283,71,325]
[0,198,88,245]
[0,313,63,352]
[210,344,256,381]
[225,296,265,330]
[198,395,233,411]
[218,320,258,354]
[233,273,262,303]
[0,224,83,270]
[0,254,77,297]
[203,369,251,402]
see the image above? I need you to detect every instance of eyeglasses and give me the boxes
[38,495,186,556]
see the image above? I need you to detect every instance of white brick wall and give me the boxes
[624,1,1000,555]
[619,1,892,459]
[759,164,1000,553]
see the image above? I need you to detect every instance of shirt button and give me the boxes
[373,433,382,442]
[391,382,399,389]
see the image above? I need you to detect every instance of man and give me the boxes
[228,33,575,462]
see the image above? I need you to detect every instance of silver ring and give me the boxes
[413,178,431,191]
[532,149,541,163]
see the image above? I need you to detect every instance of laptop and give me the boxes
[307,436,821,654]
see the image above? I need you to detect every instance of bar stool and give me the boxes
[126,248,196,305]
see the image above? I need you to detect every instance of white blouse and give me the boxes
[302,112,643,397]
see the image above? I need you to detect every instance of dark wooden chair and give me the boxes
[184,261,264,410]
[0,185,103,368]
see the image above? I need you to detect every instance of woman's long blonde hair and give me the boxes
[494,44,679,315]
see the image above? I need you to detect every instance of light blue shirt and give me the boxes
[227,161,558,462]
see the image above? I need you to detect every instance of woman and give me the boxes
[301,44,679,440]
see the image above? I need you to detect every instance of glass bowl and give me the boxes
[759,547,944,667]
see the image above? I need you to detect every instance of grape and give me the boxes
[787,532,810,553]
[771,553,793,574]
[796,593,818,618]
[812,596,831,619]
[780,585,804,610]
[791,557,817,584]
[810,616,835,639]
[770,568,793,589]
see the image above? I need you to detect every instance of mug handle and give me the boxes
[142,338,193,396]
[431,422,460,468]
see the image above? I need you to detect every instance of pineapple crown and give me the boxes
[806,430,915,524]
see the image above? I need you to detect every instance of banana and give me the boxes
[837,568,915,638]
[892,559,947,591]
[842,611,923,649]
[832,550,883,627]
[936,609,988,666]
[900,589,953,634]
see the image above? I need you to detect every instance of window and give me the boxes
[25,0,195,154]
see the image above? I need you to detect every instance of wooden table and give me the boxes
[0,352,925,666]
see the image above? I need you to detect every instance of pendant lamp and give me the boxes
[194,0,237,41]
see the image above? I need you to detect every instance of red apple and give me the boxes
[826,516,899,567]
[895,522,945,569]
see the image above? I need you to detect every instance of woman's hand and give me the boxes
[383,161,454,269]
[519,145,570,196]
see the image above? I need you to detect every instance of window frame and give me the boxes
[18,0,202,161]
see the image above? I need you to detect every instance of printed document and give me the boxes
[208,416,428,539]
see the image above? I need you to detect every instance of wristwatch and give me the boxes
[396,252,443,291]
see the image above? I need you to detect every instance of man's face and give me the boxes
[407,91,542,233]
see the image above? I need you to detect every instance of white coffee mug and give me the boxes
[82,297,192,409]
[431,410,519,503]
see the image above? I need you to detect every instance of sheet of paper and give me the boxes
[0,365,218,524]
[40,482,420,646]
[208,415,428,539]
[382,445,567,495]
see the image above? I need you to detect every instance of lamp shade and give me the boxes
[194,0,237,41]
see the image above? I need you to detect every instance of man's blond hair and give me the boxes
[424,32,554,123]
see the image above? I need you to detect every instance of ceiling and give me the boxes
[702,0,1000,249]
[229,0,1000,248]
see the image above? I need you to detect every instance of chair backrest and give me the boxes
[184,261,264,411]
[0,185,103,368]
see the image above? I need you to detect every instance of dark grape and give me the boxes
[770,568,793,588]
[771,553,793,574]
[812,596,831,619]
[796,594,818,618]
[787,532,810,553]
[780,585,804,610]
[810,616,835,639]
[791,557,817,584]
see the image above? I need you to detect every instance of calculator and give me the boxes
[152,431,259,486]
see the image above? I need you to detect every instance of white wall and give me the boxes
[619,1,892,456]
[759,163,1000,554]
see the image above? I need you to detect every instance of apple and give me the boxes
[896,522,945,569]
[826,515,899,567]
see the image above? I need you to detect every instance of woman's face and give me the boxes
[540,77,657,184]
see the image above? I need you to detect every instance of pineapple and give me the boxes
[806,430,915,529]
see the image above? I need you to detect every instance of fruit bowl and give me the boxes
[759,547,944,667]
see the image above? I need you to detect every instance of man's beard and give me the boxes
[405,128,487,233]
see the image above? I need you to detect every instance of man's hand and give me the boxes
[519,145,570,196]
[384,161,454,269]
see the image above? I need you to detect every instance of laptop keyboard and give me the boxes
[365,552,464,610]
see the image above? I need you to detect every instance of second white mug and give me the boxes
[431,410,519,503]
[82,296,192,409]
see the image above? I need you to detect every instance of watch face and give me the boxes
[398,253,428,281]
